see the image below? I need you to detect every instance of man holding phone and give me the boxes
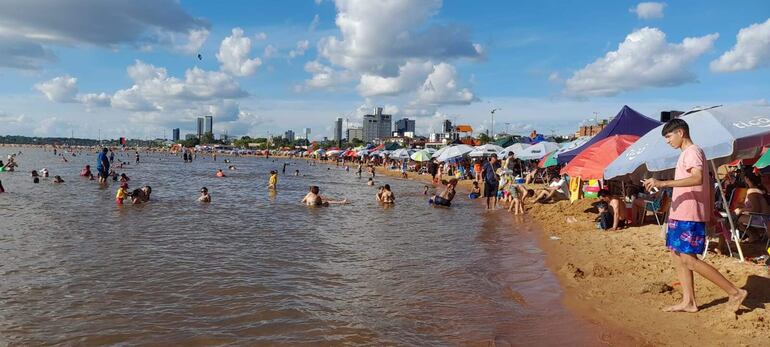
[643,118,746,313]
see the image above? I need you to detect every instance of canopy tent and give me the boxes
[436,144,475,162]
[469,144,505,157]
[516,142,560,160]
[538,136,593,167]
[558,105,660,164]
[560,135,639,180]
[498,143,531,159]
[603,105,770,262]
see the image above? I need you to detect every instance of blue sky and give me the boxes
[0,0,768,140]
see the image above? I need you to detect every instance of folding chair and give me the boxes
[745,212,770,250]
[643,190,670,225]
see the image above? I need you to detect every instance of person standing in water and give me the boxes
[96,148,110,184]
[268,170,278,189]
[644,119,747,313]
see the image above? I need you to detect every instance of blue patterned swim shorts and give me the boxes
[666,219,706,255]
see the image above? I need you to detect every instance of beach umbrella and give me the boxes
[390,148,411,159]
[431,146,449,158]
[538,150,559,168]
[516,141,560,160]
[498,143,531,159]
[357,149,371,157]
[314,149,326,156]
[436,144,475,162]
[326,149,342,156]
[411,150,432,162]
[424,147,437,154]
[754,148,770,169]
[604,105,770,179]
[561,135,639,180]
[469,143,505,157]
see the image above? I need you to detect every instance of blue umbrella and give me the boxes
[604,105,770,179]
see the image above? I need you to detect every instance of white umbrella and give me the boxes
[326,149,342,156]
[436,144,475,162]
[390,148,412,159]
[469,143,505,157]
[431,146,449,158]
[498,143,531,159]
[516,142,560,160]
[423,147,437,154]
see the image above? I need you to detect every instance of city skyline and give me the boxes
[0,1,768,141]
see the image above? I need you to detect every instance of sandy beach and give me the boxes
[362,161,770,346]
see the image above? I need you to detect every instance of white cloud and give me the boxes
[263,44,278,59]
[0,0,209,70]
[357,60,433,97]
[630,2,666,19]
[0,111,25,123]
[173,28,210,54]
[77,93,112,108]
[565,27,718,97]
[309,14,321,32]
[217,28,262,76]
[416,63,475,105]
[35,75,78,102]
[289,40,310,58]
[255,32,268,41]
[296,61,356,91]
[548,72,562,83]
[710,18,770,72]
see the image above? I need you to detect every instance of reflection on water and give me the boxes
[0,148,601,345]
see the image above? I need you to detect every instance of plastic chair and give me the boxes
[643,190,670,225]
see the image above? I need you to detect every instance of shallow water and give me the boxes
[0,147,605,346]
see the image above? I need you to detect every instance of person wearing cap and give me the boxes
[198,187,211,203]
[115,182,129,205]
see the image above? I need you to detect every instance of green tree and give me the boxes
[477,133,491,144]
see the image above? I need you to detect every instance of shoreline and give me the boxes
[312,158,769,346]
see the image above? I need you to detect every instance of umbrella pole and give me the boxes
[710,160,744,262]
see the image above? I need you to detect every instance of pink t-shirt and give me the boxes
[669,144,710,222]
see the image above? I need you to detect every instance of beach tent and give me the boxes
[560,135,639,180]
[604,105,770,261]
[498,143,531,159]
[538,136,593,167]
[411,150,432,162]
[469,144,504,157]
[516,141,560,160]
[436,144,475,162]
[558,105,660,164]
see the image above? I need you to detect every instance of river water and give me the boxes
[0,147,608,346]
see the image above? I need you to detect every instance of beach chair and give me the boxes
[643,189,670,225]
[745,212,770,249]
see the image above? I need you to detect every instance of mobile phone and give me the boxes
[641,179,659,193]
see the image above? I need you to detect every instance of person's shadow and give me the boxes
[699,275,770,313]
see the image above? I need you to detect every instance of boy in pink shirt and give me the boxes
[644,119,747,313]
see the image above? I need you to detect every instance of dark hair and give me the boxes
[384,184,391,190]
[33,177,40,183]
[310,185,319,194]
[102,148,109,153]
[598,189,611,198]
[744,171,766,192]
[661,118,690,138]
[526,189,535,197]
[596,201,609,210]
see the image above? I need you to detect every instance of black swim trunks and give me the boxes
[483,182,498,198]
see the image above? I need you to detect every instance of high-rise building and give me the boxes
[362,107,392,142]
[346,127,363,141]
[394,118,415,135]
[303,128,311,140]
[333,118,343,142]
[284,130,295,141]
[441,119,453,133]
[172,128,180,141]
[204,116,213,134]
[196,117,204,138]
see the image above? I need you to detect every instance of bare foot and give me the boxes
[663,303,698,313]
[727,289,748,312]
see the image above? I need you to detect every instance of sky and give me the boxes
[0,0,769,141]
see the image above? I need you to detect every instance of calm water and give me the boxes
[0,147,605,346]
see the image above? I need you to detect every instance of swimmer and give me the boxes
[228,165,236,170]
[33,177,40,184]
[31,170,39,177]
[268,170,278,189]
[119,173,130,182]
[116,182,129,205]
[295,169,300,176]
[367,177,374,186]
[380,184,395,204]
[53,175,64,183]
[424,185,430,195]
[301,185,348,206]
[198,187,211,203]
[130,188,143,204]
[40,168,49,177]
[216,169,226,177]
[429,178,457,207]
[80,165,92,177]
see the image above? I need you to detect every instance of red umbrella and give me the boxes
[561,135,639,180]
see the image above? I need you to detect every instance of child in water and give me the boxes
[53,176,64,183]
[198,187,211,202]
[216,169,226,177]
[268,170,278,189]
[367,177,374,186]
[116,182,129,205]
[469,181,480,199]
